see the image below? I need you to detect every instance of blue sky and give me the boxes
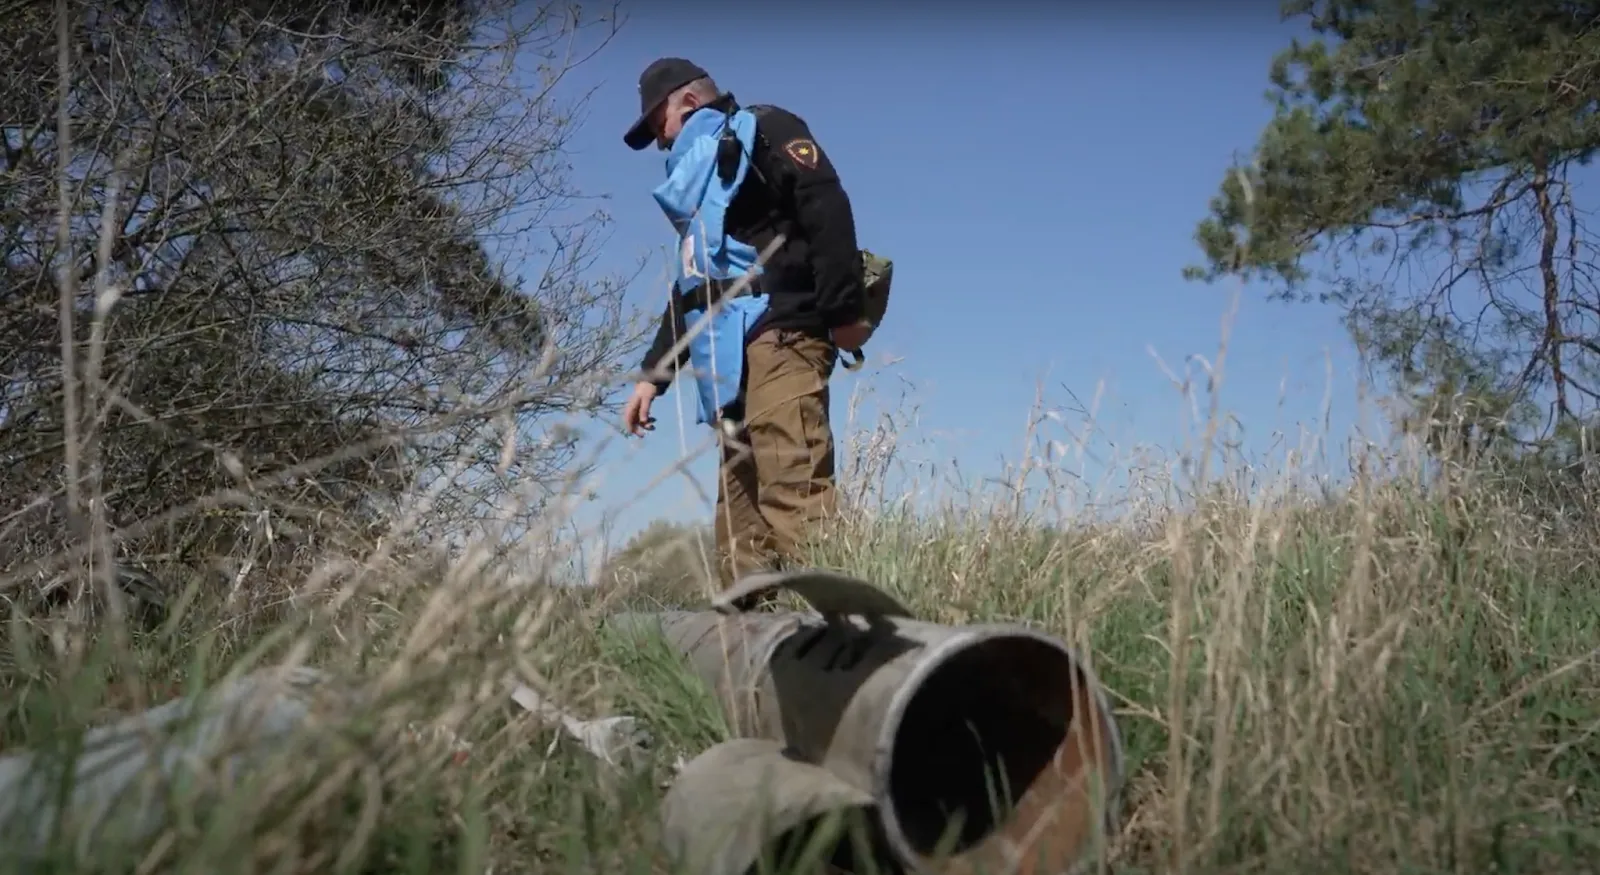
[519,3,1376,551]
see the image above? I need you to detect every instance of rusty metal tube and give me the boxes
[611,592,1125,875]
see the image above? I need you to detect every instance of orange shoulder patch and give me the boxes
[782,138,819,170]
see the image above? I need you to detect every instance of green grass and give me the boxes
[2,438,1597,874]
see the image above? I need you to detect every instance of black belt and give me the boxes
[682,275,765,311]
[681,280,864,370]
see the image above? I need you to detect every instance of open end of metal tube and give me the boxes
[880,634,1117,871]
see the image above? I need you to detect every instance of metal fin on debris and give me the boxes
[713,569,914,620]
[661,737,899,875]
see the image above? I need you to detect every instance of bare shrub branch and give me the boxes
[1,0,639,605]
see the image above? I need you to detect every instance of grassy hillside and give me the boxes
[1,419,1597,875]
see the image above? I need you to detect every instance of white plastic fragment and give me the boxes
[507,682,653,770]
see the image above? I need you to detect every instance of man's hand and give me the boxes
[622,381,659,437]
[829,320,873,353]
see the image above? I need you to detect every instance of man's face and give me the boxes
[650,88,701,150]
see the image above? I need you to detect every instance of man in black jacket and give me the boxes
[620,57,870,591]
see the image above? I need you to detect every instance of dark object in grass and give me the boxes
[13,562,170,630]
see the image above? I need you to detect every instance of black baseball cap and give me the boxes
[624,57,710,150]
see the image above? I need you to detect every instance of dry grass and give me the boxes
[2,373,1597,874]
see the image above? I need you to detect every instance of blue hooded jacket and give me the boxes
[651,106,769,425]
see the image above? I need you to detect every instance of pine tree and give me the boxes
[1189,0,1600,471]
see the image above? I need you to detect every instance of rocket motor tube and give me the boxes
[617,609,1126,874]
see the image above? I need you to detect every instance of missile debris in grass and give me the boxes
[610,569,1127,875]
[0,666,334,859]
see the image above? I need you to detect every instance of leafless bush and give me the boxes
[0,0,641,600]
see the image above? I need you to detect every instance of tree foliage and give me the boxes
[0,0,634,587]
[1190,0,1600,471]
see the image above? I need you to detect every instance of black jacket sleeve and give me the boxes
[638,291,690,393]
[752,107,866,330]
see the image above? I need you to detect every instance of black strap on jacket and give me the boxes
[712,101,867,370]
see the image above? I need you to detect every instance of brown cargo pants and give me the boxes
[714,328,839,588]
